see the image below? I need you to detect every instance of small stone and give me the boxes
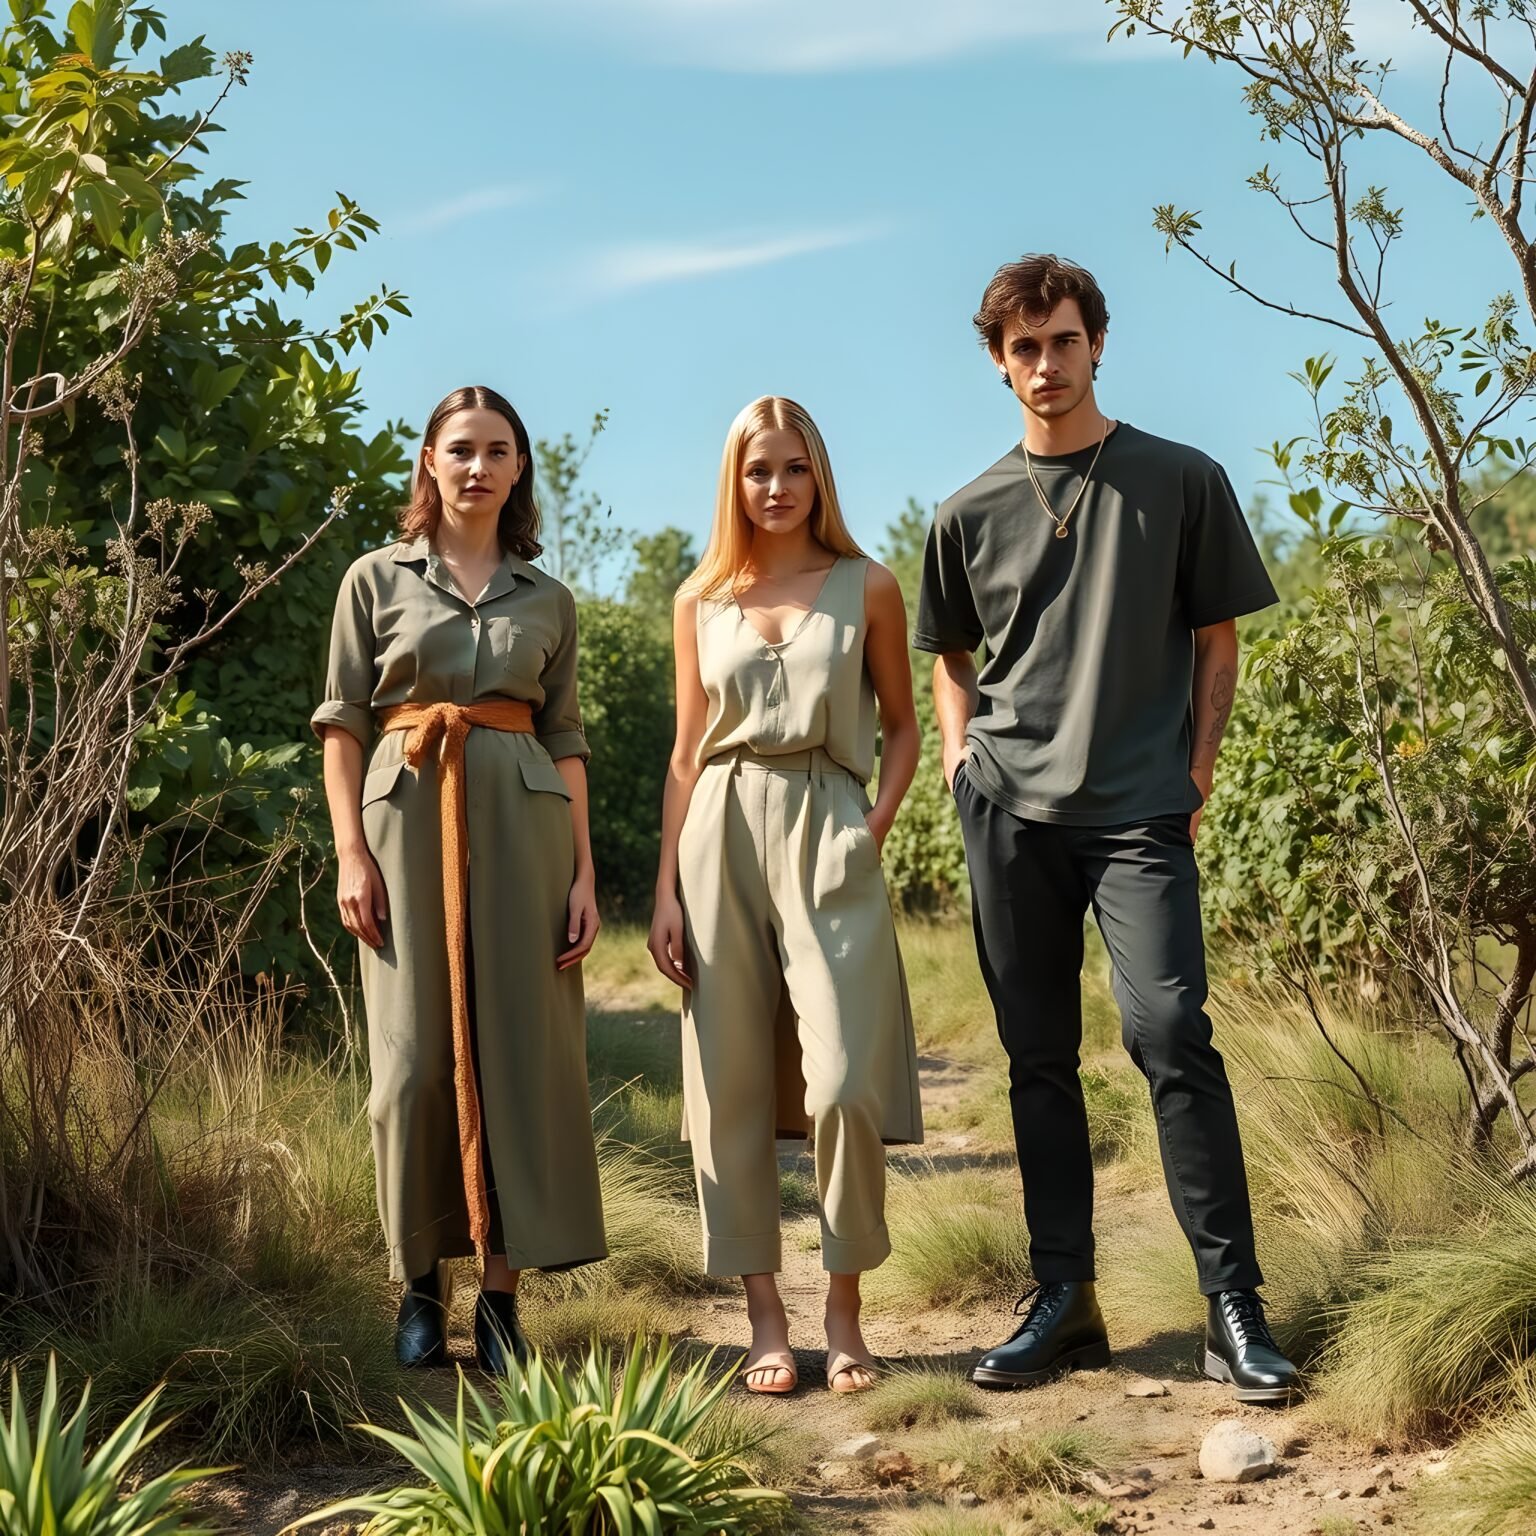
[1220,1490,1246,1504]
[872,1450,918,1487]
[832,1433,882,1461]
[957,1491,981,1508]
[1198,1419,1280,1484]
[1125,1375,1171,1398]
[1198,1522,1216,1531]
[1325,1487,1349,1500]
[1353,1462,1397,1497]
[1381,1516,1395,1526]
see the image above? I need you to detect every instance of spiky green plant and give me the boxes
[293,1335,789,1535]
[0,1357,221,1536]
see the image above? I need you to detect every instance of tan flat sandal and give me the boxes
[826,1349,879,1394]
[743,1350,798,1395]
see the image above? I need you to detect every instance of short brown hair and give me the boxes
[400,385,542,560]
[973,254,1110,356]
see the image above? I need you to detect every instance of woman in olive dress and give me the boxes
[314,384,606,1370]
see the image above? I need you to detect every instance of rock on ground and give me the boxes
[1198,1419,1280,1484]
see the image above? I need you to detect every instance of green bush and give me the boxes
[879,499,969,914]
[298,1337,789,1535]
[579,598,674,919]
[0,1357,220,1536]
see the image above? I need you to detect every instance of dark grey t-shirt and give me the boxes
[914,423,1277,826]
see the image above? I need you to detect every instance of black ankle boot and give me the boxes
[972,1281,1110,1388]
[396,1267,448,1369]
[474,1288,530,1375]
[1204,1289,1300,1403]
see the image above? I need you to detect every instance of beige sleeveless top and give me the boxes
[695,555,879,783]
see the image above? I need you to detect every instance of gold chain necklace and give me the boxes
[1024,416,1111,540]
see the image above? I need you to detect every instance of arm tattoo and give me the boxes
[1205,665,1235,751]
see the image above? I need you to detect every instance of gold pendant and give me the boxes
[1054,524,1070,539]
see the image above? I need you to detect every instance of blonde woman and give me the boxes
[648,396,923,1395]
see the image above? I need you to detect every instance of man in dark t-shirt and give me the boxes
[916,254,1298,1403]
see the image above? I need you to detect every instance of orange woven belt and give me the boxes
[378,697,536,1258]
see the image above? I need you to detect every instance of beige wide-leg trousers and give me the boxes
[678,748,922,1276]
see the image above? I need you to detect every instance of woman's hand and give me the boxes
[558,869,600,970]
[337,843,389,949]
[647,891,693,988]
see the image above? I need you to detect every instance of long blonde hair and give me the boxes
[681,396,865,600]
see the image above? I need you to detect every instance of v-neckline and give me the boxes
[732,558,842,650]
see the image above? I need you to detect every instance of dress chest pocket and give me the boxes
[484,616,524,662]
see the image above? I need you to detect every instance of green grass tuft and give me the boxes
[1414,1364,1536,1534]
[929,1421,1107,1500]
[867,1166,1029,1312]
[862,1363,983,1431]
[1311,1167,1536,1438]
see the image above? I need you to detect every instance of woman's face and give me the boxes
[739,427,817,537]
[423,408,527,521]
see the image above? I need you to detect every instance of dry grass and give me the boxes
[861,1362,983,1432]
[1308,1166,1536,1439]
[1414,1364,1536,1534]
[866,1165,1030,1313]
[926,1421,1108,1500]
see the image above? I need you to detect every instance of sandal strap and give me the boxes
[826,1349,878,1386]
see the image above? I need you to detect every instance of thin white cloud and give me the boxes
[587,225,884,295]
[490,0,1442,73]
[502,0,1096,71]
[395,184,537,236]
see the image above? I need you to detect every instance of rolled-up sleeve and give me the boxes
[535,585,590,761]
[310,562,376,749]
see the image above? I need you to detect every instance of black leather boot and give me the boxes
[395,1267,448,1369]
[474,1288,530,1375]
[972,1281,1111,1388]
[1204,1289,1300,1403]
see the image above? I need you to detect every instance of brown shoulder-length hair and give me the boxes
[398,385,542,560]
[973,254,1110,369]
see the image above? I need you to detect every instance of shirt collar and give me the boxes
[389,535,542,602]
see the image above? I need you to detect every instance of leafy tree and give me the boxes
[0,0,406,1285]
[1110,0,1536,1168]
[535,410,628,597]
[624,524,697,641]
[1111,0,1536,729]
[0,1,412,986]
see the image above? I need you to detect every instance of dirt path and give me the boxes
[201,1045,1443,1536]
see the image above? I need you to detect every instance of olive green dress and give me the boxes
[312,535,607,1282]
[678,555,924,1278]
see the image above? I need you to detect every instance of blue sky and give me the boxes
[168,0,1513,574]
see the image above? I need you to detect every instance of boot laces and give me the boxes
[1012,1282,1071,1335]
[1222,1290,1276,1349]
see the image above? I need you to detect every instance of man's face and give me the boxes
[992,297,1103,422]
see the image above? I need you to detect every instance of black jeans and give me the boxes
[954,767,1262,1295]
